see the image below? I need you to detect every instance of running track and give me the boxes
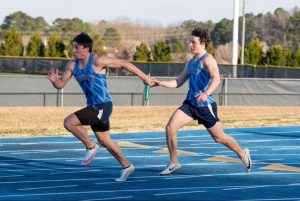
[0,126,300,201]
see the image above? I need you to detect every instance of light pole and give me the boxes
[241,0,246,65]
[232,0,239,77]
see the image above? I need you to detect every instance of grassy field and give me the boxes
[1,106,300,138]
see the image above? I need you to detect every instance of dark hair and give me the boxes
[191,28,210,48]
[72,32,93,52]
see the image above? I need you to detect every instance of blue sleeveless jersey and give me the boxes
[72,53,112,106]
[186,53,216,107]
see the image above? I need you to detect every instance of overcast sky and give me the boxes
[1,0,299,26]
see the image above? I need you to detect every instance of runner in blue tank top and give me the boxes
[48,32,156,182]
[155,28,252,175]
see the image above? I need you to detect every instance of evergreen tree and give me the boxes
[244,38,263,65]
[0,28,23,56]
[133,43,151,61]
[264,44,286,66]
[44,33,65,57]
[180,19,215,32]
[27,32,45,57]
[152,40,172,62]
[51,18,91,36]
[92,34,106,56]
[1,11,49,32]
[283,48,295,66]
[167,38,185,53]
[211,19,232,46]
[206,43,215,57]
[103,27,121,48]
[295,47,300,66]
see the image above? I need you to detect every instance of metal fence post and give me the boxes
[60,88,64,107]
[224,78,228,106]
[43,92,46,106]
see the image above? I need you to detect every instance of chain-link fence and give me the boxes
[1,56,300,78]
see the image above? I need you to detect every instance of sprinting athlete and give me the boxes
[48,32,156,182]
[155,28,252,175]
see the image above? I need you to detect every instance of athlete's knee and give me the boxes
[165,124,177,135]
[63,116,74,130]
[97,136,112,148]
[99,140,116,151]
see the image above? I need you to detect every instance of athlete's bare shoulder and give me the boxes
[203,53,217,68]
[92,54,108,68]
[64,60,76,72]
[66,59,75,71]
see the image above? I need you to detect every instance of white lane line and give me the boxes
[2,166,111,173]
[273,147,300,150]
[19,184,77,191]
[257,131,300,134]
[155,190,206,196]
[163,171,300,180]
[1,141,81,145]
[1,132,299,145]
[2,168,54,172]
[0,177,109,184]
[0,175,23,178]
[51,169,102,175]
[1,170,298,185]
[79,196,133,201]
[0,149,84,153]
[11,150,58,154]
[222,183,300,191]
[0,190,110,199]
[95,179,147,185]
[0,163,13,166]
[0,187,213,199]
[238,198,300,201]
[0,163,241,174]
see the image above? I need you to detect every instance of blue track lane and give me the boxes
[0,126,300,201]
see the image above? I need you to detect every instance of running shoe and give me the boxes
[241,148,252,172]
[160,161,181,175]
[81,144,99,166]
[115,164,135,182]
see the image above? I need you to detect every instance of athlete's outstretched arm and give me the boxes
[94,56,156,86]
[157,63,188,89]
[48,61,73,89]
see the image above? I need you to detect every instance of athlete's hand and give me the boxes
[48,68,59,83]
[151,80,160,87]
[143,76,156,86]
[195,93,208,103]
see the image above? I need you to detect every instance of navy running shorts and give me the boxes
[74,102,112,132]
[179,100,219,128]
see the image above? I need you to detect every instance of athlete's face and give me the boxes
[72,41,89,59]
[189,35,205,55]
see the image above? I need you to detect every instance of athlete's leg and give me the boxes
[94,130,130,168]
[64,113,95,149]
[165,109,193,163]
[207,122,244,158]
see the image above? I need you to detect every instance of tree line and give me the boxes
[0,8,300,67]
